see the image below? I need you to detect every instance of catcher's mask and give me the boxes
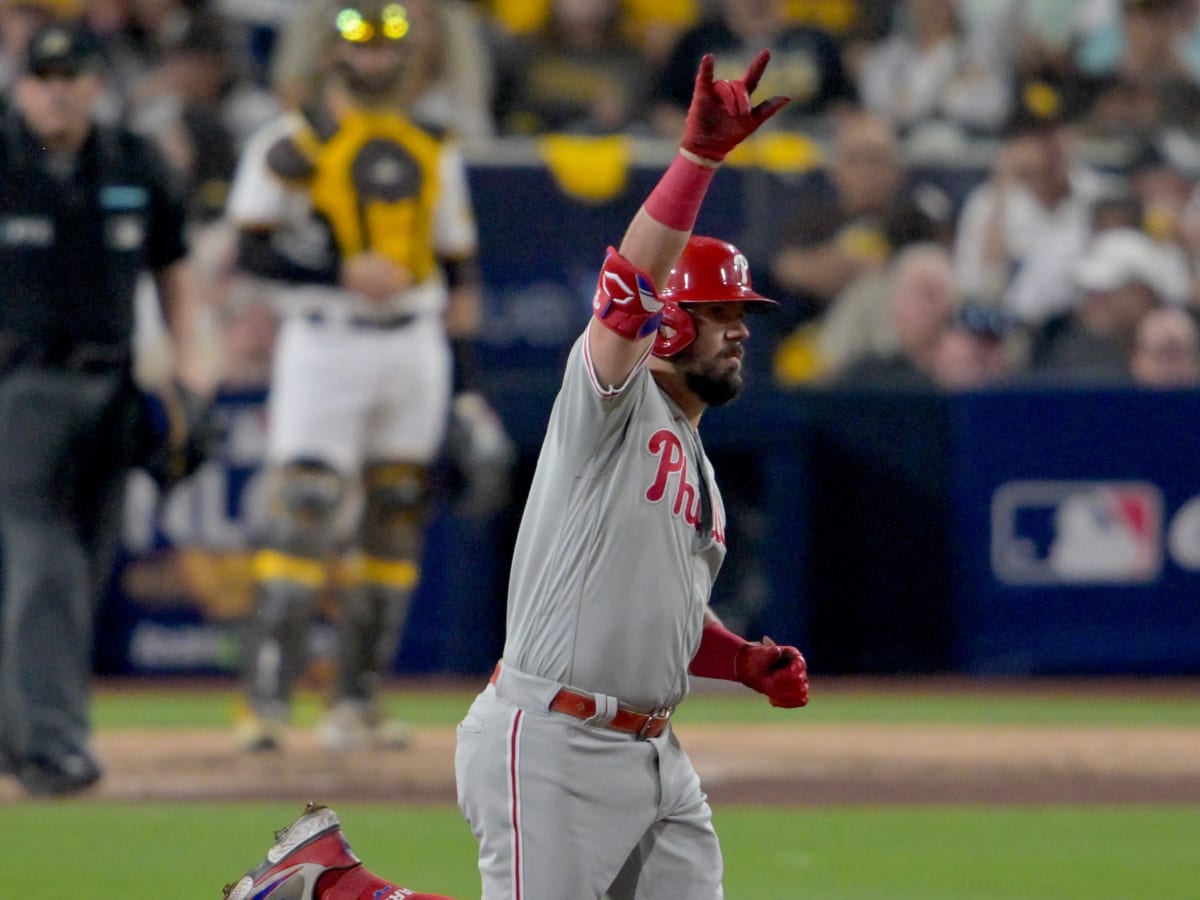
[329,1,424,101]
[652,235,777,359]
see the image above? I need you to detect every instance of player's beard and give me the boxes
[332,46,415,105]
[679,347,746,407]
[337,62,406,103]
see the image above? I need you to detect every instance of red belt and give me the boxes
[489,663,672,739]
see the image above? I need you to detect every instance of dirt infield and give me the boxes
[3,679,1197,806]
[32,721,1200,806]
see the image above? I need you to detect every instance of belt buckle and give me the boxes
[638,706,673,739]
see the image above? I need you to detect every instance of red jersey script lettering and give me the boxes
[645,429,701,527]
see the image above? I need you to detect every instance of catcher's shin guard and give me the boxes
[361,461,431,559]
[240,460,346,725]
[241,580,319,720]
[261,461,347,559]
[336,460,427,700]
[333,581,413,703]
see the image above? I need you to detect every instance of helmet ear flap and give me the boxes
[653,302,696,358]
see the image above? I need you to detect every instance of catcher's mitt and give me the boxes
[442,391,516,520]
[134,378,222,491]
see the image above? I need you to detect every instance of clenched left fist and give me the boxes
[735,636,809,708]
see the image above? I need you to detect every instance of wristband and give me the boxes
[688,620,749,682]
[643,152,718,232]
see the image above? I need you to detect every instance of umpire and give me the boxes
[0,23,201,795]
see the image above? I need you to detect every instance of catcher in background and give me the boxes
[224,0,485,753]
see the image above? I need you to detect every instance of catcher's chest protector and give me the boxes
[286,109,444,281]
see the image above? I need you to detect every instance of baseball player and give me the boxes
[225,0,483,752]
[453,49,809,899]
[218,47,807,900]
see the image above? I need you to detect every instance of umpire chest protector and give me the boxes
[0,111,184,348]
[268,106,443,283]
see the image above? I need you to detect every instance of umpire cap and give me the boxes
[24,22,102,79]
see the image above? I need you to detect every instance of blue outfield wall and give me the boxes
[946,387,1200,675]
[96,160,1200,678]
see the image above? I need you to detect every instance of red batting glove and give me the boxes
[735,636,810,708]
[681,50,790,163]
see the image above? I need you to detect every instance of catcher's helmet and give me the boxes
[332,1,413,44]
[327,0,431,101]
[653,235,776,358]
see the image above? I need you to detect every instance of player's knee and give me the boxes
[254,579,317,629]
[361,462,430,559]
[259,459,347,561]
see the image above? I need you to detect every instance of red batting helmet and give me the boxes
[652,235,776,358]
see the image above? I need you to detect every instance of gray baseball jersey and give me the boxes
[455,327,729,899]
[504,330,727,710]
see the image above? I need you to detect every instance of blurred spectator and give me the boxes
[772,204,950,384]
[1126,143,1200,297]
[952,86,1108,308]
[930,301,1018,389]
[785,0,891,45]
[1006,141,1197,325]
[621,0,701,64]
[487,0,700,63]
[1073,0,1200,160]
[492,0,653,135]
[765,109,907,324]
[82,0,197,118]
[271,0,495,142]
[125,12,239,222]
[856,0,1014,145]
[957,0,1100,84]
[1130,304,1200,386]
[265,0,338,105]
[772,181,955,384]
[1005,191,1145,326]
[1070,71,1163,169]
[831,242,960,388]
[1077,0,1200,80]
[651,0,857,137]
[1176,175,1200,289]
[1029,227,1187,380]
[765,108,961,384]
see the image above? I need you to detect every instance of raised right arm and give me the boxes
[586,51,789,390]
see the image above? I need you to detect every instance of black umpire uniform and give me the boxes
[0,24,193,795]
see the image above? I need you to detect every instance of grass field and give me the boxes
[2,680,1198,899]
[91,677,1200,728]
[3,802,1200,899]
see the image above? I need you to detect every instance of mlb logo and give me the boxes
[991,480,1163,585]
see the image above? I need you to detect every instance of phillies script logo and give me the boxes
[645,428,725,544]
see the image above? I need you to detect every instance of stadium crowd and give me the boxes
[4,0,1200,393]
